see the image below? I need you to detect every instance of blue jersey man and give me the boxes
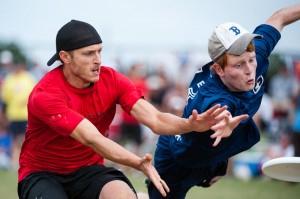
[148,3,300,199]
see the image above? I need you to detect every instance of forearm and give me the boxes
[70,119,142,170]
[91,135,142,170]
[131,99,229,135]
[266,3,300,31]
[130,99,191,135]
[149,112,190,135]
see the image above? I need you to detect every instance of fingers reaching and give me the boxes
[191,109,199,119]
[210,113,249,147]
[198,105,229,126]
[142,153,153,162]
[203,104,221,116]
[158,179,170,196]
[139,153,170,197]
[233,114,249,124]
[148,171,170,197]
[211,105,227,117]
[213,107,229,121]
[210,112,230,133]
[159,179,169,193]
[191,104,249,148]
[212,135,222,147]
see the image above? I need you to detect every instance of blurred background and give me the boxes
[0,0,300,198]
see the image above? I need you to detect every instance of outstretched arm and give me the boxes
[266,3,300,32]
[130,98,229,135]
[70,118,170,197]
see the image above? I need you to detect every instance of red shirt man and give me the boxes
[19,65,142,181]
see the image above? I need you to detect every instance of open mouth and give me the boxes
[91,68,99,75]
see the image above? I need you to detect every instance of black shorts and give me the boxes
[18,164,136,199]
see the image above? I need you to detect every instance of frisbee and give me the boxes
[262,157,300,182]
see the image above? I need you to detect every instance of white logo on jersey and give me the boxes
[175,135,182,142]
[187,66,206,102]
[187,80,205,101]
[197,80,205,87]
[253,75,264,94]
[187,87,197,100]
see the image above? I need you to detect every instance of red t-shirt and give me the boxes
[18,66,143,182]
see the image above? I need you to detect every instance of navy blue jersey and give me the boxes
[156,24,281,170]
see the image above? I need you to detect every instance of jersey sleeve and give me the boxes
[115,71,144,114]
[253,24,281,74]
[29,88,84,136]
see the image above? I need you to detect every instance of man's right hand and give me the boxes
[137,153,170,197]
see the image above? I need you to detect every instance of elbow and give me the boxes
[78,137,95,149]
[81,139,94,148]
[73,131,100,149]
[149,121,169,135]
[151,127,161,135]
[150,124,172,135]
[86,133,104,149]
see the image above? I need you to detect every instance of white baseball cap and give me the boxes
[208,22,262,61]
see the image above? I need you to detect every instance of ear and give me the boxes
[213,63,225,77]
[59,51,71,64]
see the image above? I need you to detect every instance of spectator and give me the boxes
[268,64,298,142]
[291,86,300,157]
[0,101,11,169]
[1,62,36,168]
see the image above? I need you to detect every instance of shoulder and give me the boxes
[100,66,123,80]
[41,66,63,82]
[99,66,132,85]
[31,67,66,100]
[188,61,213,89]
[253,24,281,62]
[100,66,118,75]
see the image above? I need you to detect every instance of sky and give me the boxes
[1,0,300,69]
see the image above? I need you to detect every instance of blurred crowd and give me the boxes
[0,50,46,169]
[0,49,299,181]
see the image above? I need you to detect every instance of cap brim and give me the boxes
[47,53,59,66]
[227,33,263,55]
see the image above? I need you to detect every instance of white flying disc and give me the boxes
[262,157,300,182]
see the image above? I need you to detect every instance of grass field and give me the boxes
[1,169,300,199]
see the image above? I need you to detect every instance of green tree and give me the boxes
[0,42,28,64]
